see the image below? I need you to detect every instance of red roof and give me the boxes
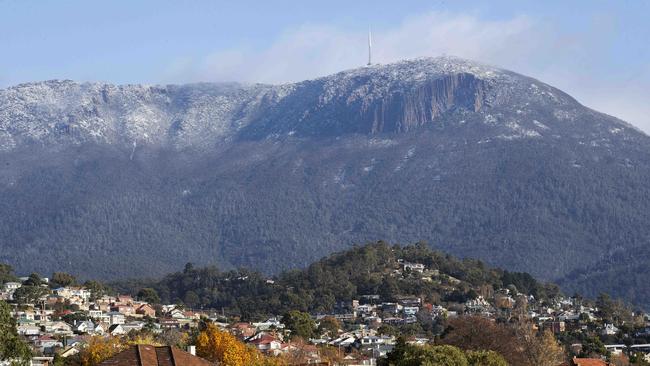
[99,345,214,366]
[572,357,610,366]
[249,334,280,345]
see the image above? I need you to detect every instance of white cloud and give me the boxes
[164,11,650,133]
[168,12,537,84]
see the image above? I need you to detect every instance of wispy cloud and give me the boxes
[163,11,650,133]
[165,12,536,84]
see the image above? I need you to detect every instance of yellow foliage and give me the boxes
[196,323,268,366]
[127,333,163,346]
[79,336,126,366]
[255,356,287,366]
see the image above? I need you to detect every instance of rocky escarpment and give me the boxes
[239,59,518,139]
[239,72,491,138]
[363,73,488,133]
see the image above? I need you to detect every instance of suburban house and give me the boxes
[74,320,95,334]
[400,262,425,273]
[136,303,156,317]
[108,311,126,325]
[248,333,283,355]
[108,324,126,336]
[602,323,619,336]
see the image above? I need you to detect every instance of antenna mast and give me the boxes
[367,27,372,66]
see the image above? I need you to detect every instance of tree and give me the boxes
[378,324,399,337]
[183,291,200,308]
[77,336,125,366]
[443,317,567,366]
[51,272,77,288]
[0,301,31,365]
[466,350,508,366]
[62,312,89,324]
[282,311,316,340]
[125,331,162,346]
[24,273,42,286]
[196,323,259,366]
[579,335,607,358]
[137,288,160,304]
[12,285,49,305]
[384,336,408,366]
[158,328,188,347]
[515,326,566,366]
[0,264,17,284]
[83,280,107,301]
[184,262,194,274]
[596,293,632,326]
[399,322,424,336]
[317,316,341,338]
[401,344,468,366]
[441,316,527,365]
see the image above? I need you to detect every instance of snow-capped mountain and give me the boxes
[1,56,639,150]
[1,56,649,306]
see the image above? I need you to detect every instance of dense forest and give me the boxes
[108,241,560,320]
[3,130,650,311]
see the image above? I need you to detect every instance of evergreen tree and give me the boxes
[0,301,32,365]
[282,311,316,340]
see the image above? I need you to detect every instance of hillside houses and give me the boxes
[3,253,650,366]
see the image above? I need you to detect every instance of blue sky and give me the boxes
[1,0,649,131]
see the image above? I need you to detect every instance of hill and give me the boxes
[1,56,650,307]
[109,241,557,320]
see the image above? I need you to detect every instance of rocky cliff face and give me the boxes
[1,56,650,307]
[361,73,488,133]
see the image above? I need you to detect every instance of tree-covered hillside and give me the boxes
[110,241,559,320]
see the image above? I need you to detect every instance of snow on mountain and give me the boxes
[2,56,638,153]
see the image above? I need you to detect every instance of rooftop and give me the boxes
[99,345,214,366]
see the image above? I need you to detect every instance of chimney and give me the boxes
[187,345,196,356]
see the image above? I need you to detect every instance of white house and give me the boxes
[42,321,73,336]
[604,344,626,356]
[602,323,620,335]
[107,312,125,325]
[108,324,126,336]
[17,324,41,336]
[74,320,95,334]
[88,309,103,319]
[401,262,425,273]
[2,282,21,300]
[122,321,145,333]
[4,282,21,291]
[93,323,106,335]
[403,306,419,316]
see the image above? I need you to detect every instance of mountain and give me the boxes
[1,56,650,306]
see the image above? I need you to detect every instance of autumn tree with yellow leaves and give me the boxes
[196,323,282,366]
[78,336,126,366]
